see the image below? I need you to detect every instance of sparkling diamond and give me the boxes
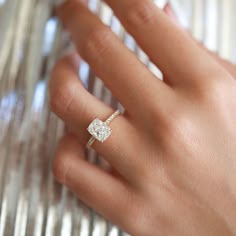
[87,118,112,142]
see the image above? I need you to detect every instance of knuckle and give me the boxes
[127,201,163,236]
[117,192,143,233]
[81,28,114,61]
[164,114,184,138]
[150,104,186,141]
[50,86,74,116]
[49,78,74,116]
[161,110,193,147]
[126,1,156,27]
[52,135,75,184]
[197,78,228,105]
[126,206,147,235]
[52,152,65,183]
[52,148,67,184]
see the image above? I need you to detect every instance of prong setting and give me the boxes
[87,118,112,143]
[86,110,121,149]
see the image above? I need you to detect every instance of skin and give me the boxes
[49,0,236,235]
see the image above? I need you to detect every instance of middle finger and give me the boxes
[57,0,172,118]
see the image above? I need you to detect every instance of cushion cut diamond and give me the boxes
[87,118,112,142]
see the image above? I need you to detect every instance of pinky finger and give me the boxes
[52,134,136,231]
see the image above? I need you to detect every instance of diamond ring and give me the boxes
[86,110,121,149]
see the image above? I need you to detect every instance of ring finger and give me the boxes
[49,55,149,182]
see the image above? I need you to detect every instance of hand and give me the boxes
[49,1,236,235]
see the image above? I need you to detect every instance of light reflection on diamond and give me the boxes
[87,118,112,142]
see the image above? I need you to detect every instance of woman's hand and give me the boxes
[49,1,236,235]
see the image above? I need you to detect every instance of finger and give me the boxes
[163,3,180,27]
[104,0,228,86]
[57,0,172,117]
[197,44,236,78]
[49,55,148,182]
[53,134,137,231]
[164,3,236,79]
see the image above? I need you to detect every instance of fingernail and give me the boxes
[163,2,181,27]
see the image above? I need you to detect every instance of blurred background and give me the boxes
[0,0,235,235]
